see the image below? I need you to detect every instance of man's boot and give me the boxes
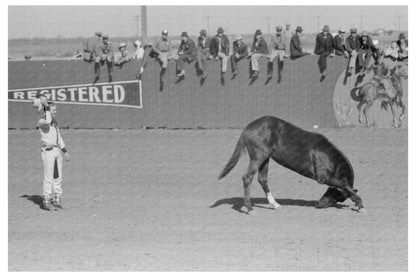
[52,193,63,210]
[42,195,54,211]
[267,62,273,78]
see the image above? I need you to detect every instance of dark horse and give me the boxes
[350,63,406,127]
[218,116,365,214]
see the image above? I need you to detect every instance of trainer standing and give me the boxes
[35,100,70,211]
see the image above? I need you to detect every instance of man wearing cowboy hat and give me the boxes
[137,39,154,81]
[230,34,248,77]
[290,26,310,60]
[283,23,293,58]
[334,28,349,58]
[345,27,361,75]
[196,29,212,80]
[209,27,230,85]
[113,42,130,66]
[176,31,197,82]
[94,34,114,83]
[35,101,70,211]
[314,25,335,81]
[248,29,269,78]
[83,31,102,63]
[153,30,171,89]
[268,26,286,82]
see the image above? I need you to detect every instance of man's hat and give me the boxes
[322,25,330,32]
[286,22,291,27]
[255,29,262,36]
[235,34,243,40]
[350,28,358,33]
[200,29,207,35]
[399,33,406,39]
[145,39,153,46]
[95,31,102,37]
[217,27,224,33]
[181,31,188,37]
[118,42,126,49]
[134,40,142,47]
[102,34,109,39]
[162,30,168,35]
[361,31,368,37]
[296,26,303,32]
[276,26,283,32]
[338,27,346,33]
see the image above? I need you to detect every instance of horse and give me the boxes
[350,63,406,127]
[218,116,365,214]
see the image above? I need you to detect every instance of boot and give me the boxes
[93,63,100,83]
[42,195,54,211]
[160,68,167,83]
[52,193,63,209]
[267,62,273,78]
[220,72,225,86]
[107,62,113,82]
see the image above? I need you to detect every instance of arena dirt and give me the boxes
[8,128,407,271]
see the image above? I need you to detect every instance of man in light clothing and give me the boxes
[268,26,286,82]
[283,23,292,57]
[36,101,70,211]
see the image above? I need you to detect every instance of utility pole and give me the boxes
[205,16,212,34]
[141,6,147,42]
[266,16,271,36]
[315,16,321,33]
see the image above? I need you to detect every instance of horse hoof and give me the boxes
[351,206,367,213]
[241,206,254,215]
[270,203,281,210]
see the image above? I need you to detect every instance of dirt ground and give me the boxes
[8,127,407,271]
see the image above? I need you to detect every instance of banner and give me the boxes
[8,80,142,109]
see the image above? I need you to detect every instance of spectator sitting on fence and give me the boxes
[334,28,349,58]
[314,25,335,81]
[131,40,144,60]
[230,34,248,78]
[383,41,400,71]
[345,27,360,76]
[94,34,114,83]
[357,31,374,76]
[153,30,171,89]
[176,31,197,82]
[290,26,310,60]
[398,40,408,62]
[248,29,269,79]
[137,39,154,80]
[113,42,130,67]
[83,31,102,63]
[209,27,230,85]
[197,29,212,80]
[268,26,286,82]
[397,33,408,48]
[283,23,292,58]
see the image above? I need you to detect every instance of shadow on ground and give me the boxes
[20,194,44,209]
[210,197,348,213]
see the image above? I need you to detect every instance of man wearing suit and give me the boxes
[334,28,349,57]
[209,27,230,85]
[268,26,286,82]
[230,35,248,77]
[314,25,335,81]
[197,29,212,79]
[290,26,310,60]
[248,29,269,78]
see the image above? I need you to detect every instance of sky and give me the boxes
[8,5,408,39]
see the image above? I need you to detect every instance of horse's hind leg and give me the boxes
[390,103,399,127]
[242,160,262,214]
[258,158,280,209]
[357,102,364,124]
[363,104,372,126]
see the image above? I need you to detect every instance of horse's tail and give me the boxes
[350,86,363,102]
[218,132,246,180]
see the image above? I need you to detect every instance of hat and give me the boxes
[95,31,102,37]
[217,27,224,33]
[399,33,406,39]
[145,39,153,46]
[235,34,242,40]
[296,26,303,32]
[255,29,262,36]
[286,22,291,27]
[102,34,109,39]
[322,25,330,32]
[134,40,142,47]
[162,30,168,35]
[200,29,207,35]
[350,28,357,33]
[181,31,188,37]
[118,42,126,49]
[338,27,346,33]
[361,31,368,37]
[276,26,283,32]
